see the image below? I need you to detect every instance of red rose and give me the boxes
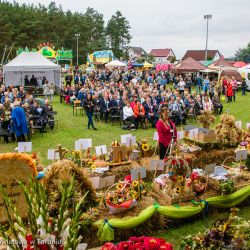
[159,243,173,250]
[25,234,33,243]
[179,160,184,165]
[133,242,144,250]
[102,242,117,250]
[125,175,132,184]
[171,159,176,165]
[37,244,49,250]
[143,237,161,250]
[117,241,132,250]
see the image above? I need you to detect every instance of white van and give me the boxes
[238,66,250,90]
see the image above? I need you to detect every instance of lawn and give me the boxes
[0,91,250,249]
[1,91,249,163]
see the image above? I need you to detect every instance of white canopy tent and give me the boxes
[105,60,127,68]
[3,52,61,88]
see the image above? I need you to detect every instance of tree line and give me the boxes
[0,1,131,64]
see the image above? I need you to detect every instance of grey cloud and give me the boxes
[9,0,250,58]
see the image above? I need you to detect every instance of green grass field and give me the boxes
[0,91,249,249]
[0,91,249,162]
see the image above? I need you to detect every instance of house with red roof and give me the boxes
[128,46,147,60]
[182,50,223,62]
[149,48,175,64]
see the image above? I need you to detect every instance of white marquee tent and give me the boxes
[105,60,127,68]
[3,52,61,88]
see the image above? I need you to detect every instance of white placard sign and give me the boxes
[95,145,108,156]
[246,123,250,130]
[126,136,136,147]
[18,142,32,153]
[131,167,147,181]
[90,175,115,189]
[236,150,248,162]
[75,139,92,150]
[121,134,132,144]
[189,128,199,138]
[78,139,92,149]
[177,131,184,140]
[149,160,165,171]
[47,149,60,160]
[235,121,242,129]
[153,132,159,141]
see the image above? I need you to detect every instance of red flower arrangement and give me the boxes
[101,237,173,250]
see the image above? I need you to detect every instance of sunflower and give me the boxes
[91,164,96,170]
[130,191,139,200]
[116,183,123,190]
[112,141,120,147]
[176,186,182,194]
[87,160,94,168]
[141,143,150,151]
[177,175,184,183]
[132,181,139,188]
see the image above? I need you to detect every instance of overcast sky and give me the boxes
[10,0,250,59]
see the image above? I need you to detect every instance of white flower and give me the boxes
[76,243,88,250]
[36,215,45,227]
[60,225,70,245]
[38,227,47,240]
[18,233,27,249]
[62,218,71,231]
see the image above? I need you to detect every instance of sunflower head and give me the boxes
[141,143,150,151]
[112,141,120,147]
[175,186,182,194]
[116,183,124,190]
[91,164,96,170]
[132,181,139,188]
[177,175,184,183]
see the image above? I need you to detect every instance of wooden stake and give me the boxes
[138,171,141,200]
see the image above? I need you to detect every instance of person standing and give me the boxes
[242,78,247,96]
[1,99,15,143]
[203,76,210,94]
[65,73,72,86]
[226,80,233,103]
[49,82,55,101]
[30,75,38,87]
[11,101,28,142]
[156,105,177,159]
[83,93,97,130]
[231,76,237,102]
[43,81,50,99]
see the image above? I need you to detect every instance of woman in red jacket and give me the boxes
[156,105,177,159]
[226,81,233,103]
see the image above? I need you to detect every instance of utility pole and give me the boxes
[74,33,80,65]
[204,14,212,61]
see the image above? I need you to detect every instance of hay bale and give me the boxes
[42,159,97,215]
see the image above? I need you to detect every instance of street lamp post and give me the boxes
[204,14,212,61]
[74,33,80,65]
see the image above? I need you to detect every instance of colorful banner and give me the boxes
[87,50,114,65]
[38,46,56,59]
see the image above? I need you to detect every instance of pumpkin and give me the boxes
[94,160,109,168]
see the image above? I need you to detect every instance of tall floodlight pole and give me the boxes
[204,14,212,61]
[75,33,80,65]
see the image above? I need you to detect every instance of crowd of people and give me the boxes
[60,68,240,130]
[0,83,55,143]
[0,67,244,143]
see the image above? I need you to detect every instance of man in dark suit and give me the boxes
[30,75,38,87]
[143,97,158,128]
[99,94,110,123]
